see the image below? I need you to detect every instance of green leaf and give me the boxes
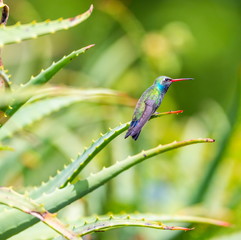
[37,138,214,214]
[0,5,93,46]
[0,88,130,140]
[106,214,230,227]
[0,187,81,240]
[30,110,183,198]
[0,187,46,213]
[56,214,192,239]
[22,45,94,87]
[0,87,42,107]
[1,45,94,125]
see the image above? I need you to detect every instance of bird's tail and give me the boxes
[124,128,142,140]
[124,127,141,140]
[124,120,142,140]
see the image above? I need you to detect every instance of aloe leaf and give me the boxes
[76,217,186,235]
[0,5,93,46]
[0,87,42,107]
[0,137,214,239]
[22,45,94,88]
[0,85,118,108]
[0,88,129,141]
[38,138,214,212]
[0,187,80,240]
[56,215,192,239]
[30,110,183,198]
[1,45,94,125]
[105,214,230,227]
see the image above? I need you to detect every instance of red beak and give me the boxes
[171,78,193,82]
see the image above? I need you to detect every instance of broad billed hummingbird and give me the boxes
[125,76,193,140]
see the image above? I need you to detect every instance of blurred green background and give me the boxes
[2,0,241,239]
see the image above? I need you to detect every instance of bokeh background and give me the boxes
[2,0,241,239]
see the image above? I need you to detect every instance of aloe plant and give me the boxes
[0,2,228,240]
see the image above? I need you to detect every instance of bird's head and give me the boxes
[154,76,193,91]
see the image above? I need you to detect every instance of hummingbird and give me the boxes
[125,76,193,140]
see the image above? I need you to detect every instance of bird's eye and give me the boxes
[164,78,171,82]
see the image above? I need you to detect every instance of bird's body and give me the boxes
[125,76,192,140]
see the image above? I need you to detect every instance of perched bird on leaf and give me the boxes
[125,76,193,140]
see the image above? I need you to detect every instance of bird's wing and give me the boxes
[138,99,158,125]
[130,99,158,134]
[125,99,158,140]
[125,86,160,140]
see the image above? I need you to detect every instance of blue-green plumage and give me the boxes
[125,76,193,140]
